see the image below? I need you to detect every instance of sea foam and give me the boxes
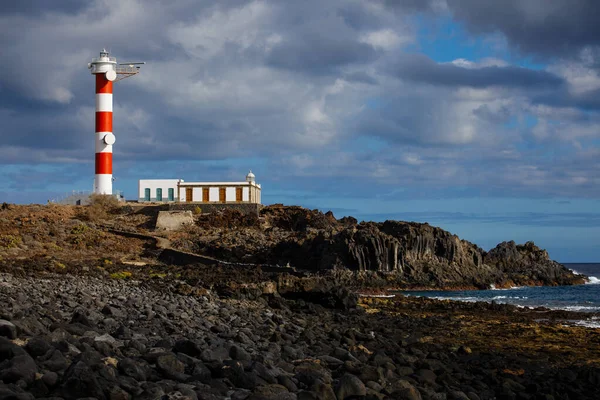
[569,269,600,285]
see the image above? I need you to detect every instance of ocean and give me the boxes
[401,263,600,328]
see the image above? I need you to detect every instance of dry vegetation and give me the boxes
[77,194,122,222]
[0,201,148,274]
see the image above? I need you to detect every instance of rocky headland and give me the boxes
[0,201,597,399]
[169,205,585,290]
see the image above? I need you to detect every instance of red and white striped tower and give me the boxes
[88,49,144,195]
[89,49,117,195]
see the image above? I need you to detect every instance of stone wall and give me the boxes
[168,203,263,216]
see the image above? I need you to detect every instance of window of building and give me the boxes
[168,188,174,201]
[144,188,150,201]
[156,188,163,201]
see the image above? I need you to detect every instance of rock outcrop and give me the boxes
[178,206,584,289]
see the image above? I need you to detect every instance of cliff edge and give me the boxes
[177,205,584,289]
[0,202,584,290]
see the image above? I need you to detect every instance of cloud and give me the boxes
[390,54,564,88]
[445,0,600,58]
[0,0,599,206]
[0,0,89,16]
[266,36,378,75]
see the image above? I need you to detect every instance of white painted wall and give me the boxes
[191,187,202,202]
[225,187,236,201]
[242,187,249,201]
[209,187,219,202]
[138,180,179,202]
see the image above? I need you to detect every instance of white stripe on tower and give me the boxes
[95,73,113,195]
[95,93,113,112]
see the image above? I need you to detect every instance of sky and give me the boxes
[1,0,600,262]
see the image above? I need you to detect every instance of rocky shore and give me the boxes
[1,270,600,400]
[0,202,597,399]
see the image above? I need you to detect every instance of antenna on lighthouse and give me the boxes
[115,61,145,82]
[88,49,145,196]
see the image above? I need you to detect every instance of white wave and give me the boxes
[430,296,481,303]
[572,320,600,328]
[358,294,396,298]
[586,276,600,285]
[491,295,528,300]
[569,269,600,284]
[489,285,525,291]
[552,305,600,312]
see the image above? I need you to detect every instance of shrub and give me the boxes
[0,234,22,249]
[193,206,202,215]
[71,224,88,235]
[80,194,121,222]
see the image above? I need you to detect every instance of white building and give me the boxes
[138,171,261,204]
[137,179,180,202]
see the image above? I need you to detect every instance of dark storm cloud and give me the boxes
[0,101,90,155]
[0,0,89,16]
[446,0,600,58]
[533,87,600,111]
[381,0,444,13]
[266,36,378,75]
[343,71,378,85]
[392,54,564,88]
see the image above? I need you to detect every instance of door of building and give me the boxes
[156,188,162,201]
[168,188,174,201]
[186,188,193,202]
[144,188,151,201]
[219,188,226,202]
[202,188,209,202]
[236,187,243,202]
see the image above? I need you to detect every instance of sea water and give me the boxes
[401,263,600,328]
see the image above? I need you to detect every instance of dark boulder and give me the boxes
[0,320,17,340]
[335,373,367,399]
[25,337,52,358]
[0,354,37,384]
[174,339,203,358]
[118,357,148,381]
[59,361,105,400]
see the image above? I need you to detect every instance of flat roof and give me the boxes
[179,181,260,187]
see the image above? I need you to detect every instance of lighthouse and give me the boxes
[88,49,143,195]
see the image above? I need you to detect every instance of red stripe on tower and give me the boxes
[95,112,113,132]
[96,74,113,93]
[95,153,113,174]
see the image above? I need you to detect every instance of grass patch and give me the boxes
[0,234,22,249]
[109,271,132,280]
